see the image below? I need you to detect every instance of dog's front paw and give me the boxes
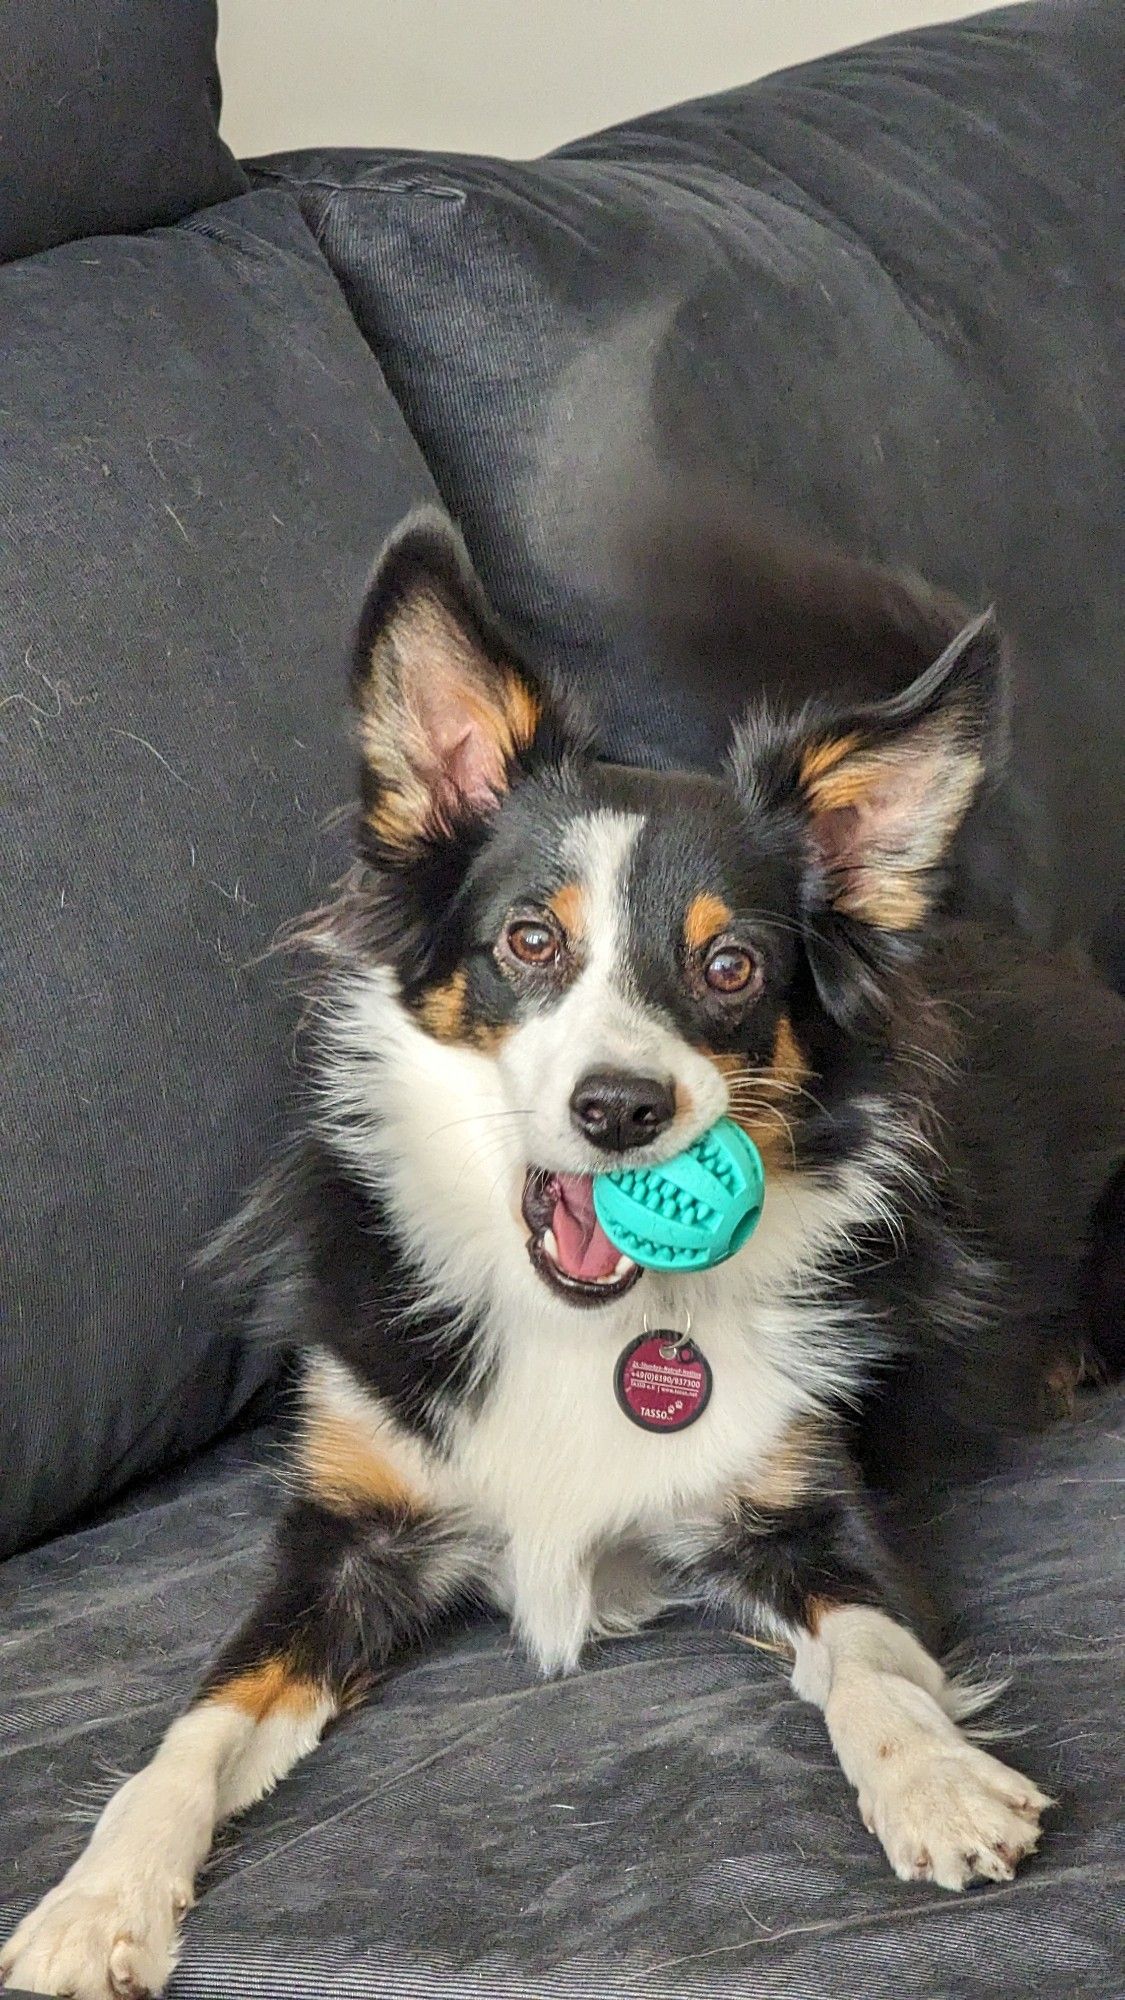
[1,1869,188,1999]
[860,1737,1052,1891]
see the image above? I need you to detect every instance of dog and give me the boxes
[5,502,1123,1998]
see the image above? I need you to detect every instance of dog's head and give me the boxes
[323,506,1003,1311]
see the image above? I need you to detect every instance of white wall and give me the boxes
[218,2,984,160]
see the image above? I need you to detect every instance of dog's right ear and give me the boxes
[351,508,566,856]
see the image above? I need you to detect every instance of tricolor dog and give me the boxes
[5,505,1123,1999]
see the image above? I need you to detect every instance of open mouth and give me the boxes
[522,1167,641,1306]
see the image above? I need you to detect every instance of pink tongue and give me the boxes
[552,1173,621,1281]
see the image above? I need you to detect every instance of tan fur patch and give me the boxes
[367,786,434,854]
[740,1417,825,1512]
[851,878,930,930]
[207,1658,324,1722]
[803,1595,837,1637]
[799,734,860,790]
[683,892,734,954]
[802,744,878,813]
[416,967,470,1043]
[772,1015,806,1088]
[501,674,543,750]
[843,876,930,931]
[414,968,509,1052]
[548,881,586,943]
[299,1409,421,1516]
[705,1014,809,1169]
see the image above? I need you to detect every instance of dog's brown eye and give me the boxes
[704,944,760,996]
[505,919,560,967]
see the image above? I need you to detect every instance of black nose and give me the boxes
[569,1070,676,1153]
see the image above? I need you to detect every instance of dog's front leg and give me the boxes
[1,1493,479,2000]
[664,1483,1052,1890]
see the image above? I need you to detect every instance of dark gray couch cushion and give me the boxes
[1,1393,1121,1997]
[2,0,245,264]
[252,0,1124,967]
[0,191,433,1557]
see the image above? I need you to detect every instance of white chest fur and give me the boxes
[433,1281,807,1671]
[316,966,896,1676]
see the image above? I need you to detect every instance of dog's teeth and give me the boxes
[542,1228,560,1265]
[614,1254,635,1278]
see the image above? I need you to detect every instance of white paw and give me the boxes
[1,1869,189,1999]
[860,1737,1053,1891]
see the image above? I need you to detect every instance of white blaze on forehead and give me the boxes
[500,808,728,1169]
[535,807,650,1073]
[561,808,644,998]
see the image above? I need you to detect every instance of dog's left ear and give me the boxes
[736,608,1006,935]
[795,609,1006,932]
[351,507,557,855]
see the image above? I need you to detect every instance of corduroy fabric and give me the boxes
[1,0,245,263]
[0,191,434,1555]
[1,1393,1121,1996]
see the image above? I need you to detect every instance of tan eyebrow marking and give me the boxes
[548,881,586,941]
[684,891,734,953]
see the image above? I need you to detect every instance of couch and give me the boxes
[2,3,1121,1994]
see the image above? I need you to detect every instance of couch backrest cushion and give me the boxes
[0,192,433,1555]
[250,0,1123,967]
[2,0,246,263]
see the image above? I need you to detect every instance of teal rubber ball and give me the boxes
[592,1116,765,1273]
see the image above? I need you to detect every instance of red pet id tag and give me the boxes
[614,1331,713,1433]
